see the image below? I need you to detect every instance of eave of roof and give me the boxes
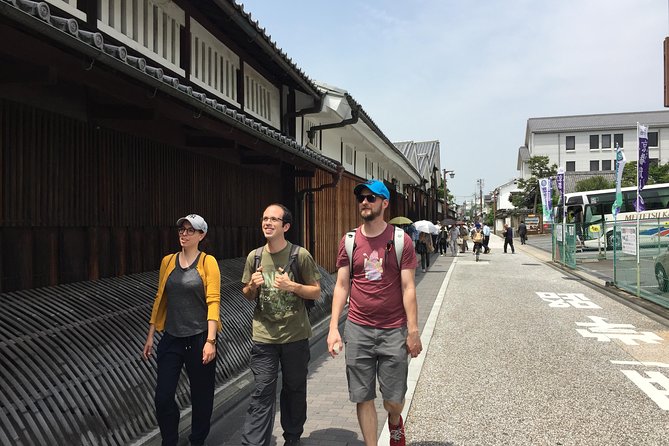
[0,1,338,172]
[218,0,321,98]
[313,82,421,180]
[527,110,669,134]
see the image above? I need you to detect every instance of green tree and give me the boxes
[575,176,614,192]
[437,185,455,206]
[511,156,558,212]
[621,161,669,187]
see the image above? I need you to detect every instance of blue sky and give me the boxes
[240,0,667,203]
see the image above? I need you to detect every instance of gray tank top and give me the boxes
[164,252,208,337]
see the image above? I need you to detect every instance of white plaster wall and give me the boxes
[529,126,669,173]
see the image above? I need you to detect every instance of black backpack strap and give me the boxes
[252,247,264,302]
[284,243,302,284]
[253,246,264,271]
[283,243,315,311]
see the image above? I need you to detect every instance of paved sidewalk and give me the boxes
[209,249,457,446]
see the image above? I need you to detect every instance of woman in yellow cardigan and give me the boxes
[142,214,221,446]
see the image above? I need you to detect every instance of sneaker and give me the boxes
[284,439,301,446]
[388,415,405,446]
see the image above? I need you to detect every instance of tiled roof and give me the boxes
[414,140,440,177]
[227,1,321,97]
[394,140,439,179]
[527,110,669,134]
[1,0,338,172]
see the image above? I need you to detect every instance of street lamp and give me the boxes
[442,169,455,219]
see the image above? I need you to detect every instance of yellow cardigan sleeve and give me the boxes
[149,254,175,330]
[201,254,223,332]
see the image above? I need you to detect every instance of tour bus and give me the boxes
[553,183,669,250]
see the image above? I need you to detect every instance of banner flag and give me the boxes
[612,143,627,219]
[556,168,564,197]
[539,177,553,223]
[636,123,649,211]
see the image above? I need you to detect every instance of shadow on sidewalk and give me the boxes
[302,427,364,445]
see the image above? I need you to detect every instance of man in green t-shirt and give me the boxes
[241,203,321,446]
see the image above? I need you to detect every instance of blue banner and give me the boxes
[556,168,564,197]
[636,123,648,211]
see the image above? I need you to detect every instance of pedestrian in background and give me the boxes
[240,204,321,446]
[142,214,221,446]
[328,179,422,446]
[503,223,515,254]
[438,225,448,256]
[459,223,469,253]
[518,220,527,245]
[416,231,433,272]
[482,223,491,253]
[448,224,460,256]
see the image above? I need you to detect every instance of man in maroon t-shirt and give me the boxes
[328,179,422,446]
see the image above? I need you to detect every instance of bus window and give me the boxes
[584,204,604,241]
[642,189,662,210]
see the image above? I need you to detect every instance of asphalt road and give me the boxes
[406,236,669,445]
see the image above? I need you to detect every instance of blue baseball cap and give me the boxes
[353,179,390,200]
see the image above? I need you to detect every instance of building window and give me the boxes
[602,160,612,171]
[344,145,353,165]
[651,158,659,168]
[589,135,599,150]
[590,160,599,171]
[614,133,624,148]
[602,134,611,149]
[566,161,575,171]
[566,136,575,151]
[649,131,659,147]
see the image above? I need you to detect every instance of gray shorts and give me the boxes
[344,319,408,403]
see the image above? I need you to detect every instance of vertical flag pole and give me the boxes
[637,123,641,296]
[636,123,649,297]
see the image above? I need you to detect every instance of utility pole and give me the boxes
[478,179,484,221]
[442,169,455,219]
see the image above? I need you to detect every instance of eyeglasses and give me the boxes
[178,227,197,235]
[262,216,284,224]
[356,194,378,203]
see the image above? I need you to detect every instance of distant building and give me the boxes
[518,110,669,192]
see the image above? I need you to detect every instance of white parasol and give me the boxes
[413,220,439,234]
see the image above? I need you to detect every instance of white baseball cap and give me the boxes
[176,214,208,233]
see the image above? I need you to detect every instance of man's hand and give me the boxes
[249,266,264,290]
[273,268,294,292]
[406,330,422,358]
[327,329,343,358]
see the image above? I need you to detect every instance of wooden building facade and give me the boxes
[0,0,434,293]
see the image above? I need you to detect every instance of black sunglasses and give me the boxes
[356,194,378,203]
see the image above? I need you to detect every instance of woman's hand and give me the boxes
[202,341,216,364]
[142,326,155,360]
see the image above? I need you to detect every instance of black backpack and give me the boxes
[253,244,315,311]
